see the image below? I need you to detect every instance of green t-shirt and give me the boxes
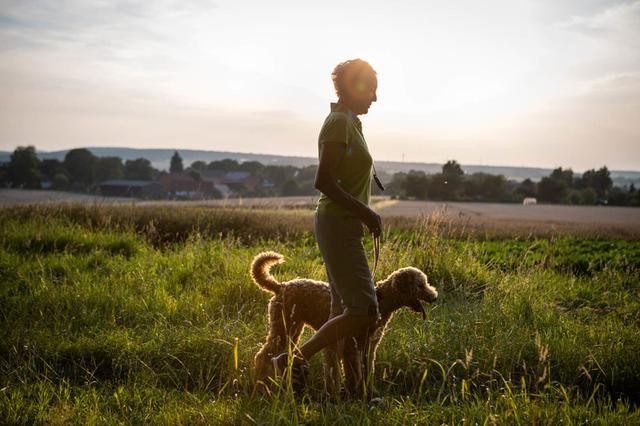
[315,102,373,217]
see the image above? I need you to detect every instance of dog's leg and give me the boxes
[342,336,362,396]
[253,299,288,390]
[354,328,375,397]
[360,331,372,395]
[321,307,344,398]
[287,321,305,355]
[362,318,390,396]
[362,332,384,397]
[366,332,383,380]
[323,339,344,397]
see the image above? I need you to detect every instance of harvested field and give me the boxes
[0,188,131,205]
[377,199,640,226]
[2,189,639,239]
[376,199,640,239]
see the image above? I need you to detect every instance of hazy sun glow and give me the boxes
[0,0,639,170]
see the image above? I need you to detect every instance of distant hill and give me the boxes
[1,147,638,186]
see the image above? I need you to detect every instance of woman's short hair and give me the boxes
[331,59,377,98]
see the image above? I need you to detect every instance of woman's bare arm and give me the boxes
[314,142,382,236]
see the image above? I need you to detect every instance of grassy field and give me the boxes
[1,204,639,424]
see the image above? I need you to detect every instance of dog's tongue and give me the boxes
[410,300,426,320]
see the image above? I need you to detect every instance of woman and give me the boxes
[272,58,382,393]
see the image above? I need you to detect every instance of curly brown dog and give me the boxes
[251,251,438,395]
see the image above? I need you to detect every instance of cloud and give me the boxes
[0,60,316,158]
[0,1,217,56]
[558,0,640,44]
[489,71,640,170]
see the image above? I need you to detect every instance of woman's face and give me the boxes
[344,73,377,115]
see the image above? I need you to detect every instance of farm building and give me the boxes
[98,180,165,199]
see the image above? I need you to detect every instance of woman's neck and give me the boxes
[337,98,358,117]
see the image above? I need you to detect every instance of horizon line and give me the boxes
[1,144,639,174]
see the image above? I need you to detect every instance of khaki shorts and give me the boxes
[314,212,379,317]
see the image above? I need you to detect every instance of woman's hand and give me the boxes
[360,207,382,237]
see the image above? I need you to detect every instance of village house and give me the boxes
[158,172,219,199]
[198,169,264,197]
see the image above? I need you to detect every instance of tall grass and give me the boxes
[1,204,638,424]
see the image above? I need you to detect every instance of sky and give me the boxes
[0,0,639,171]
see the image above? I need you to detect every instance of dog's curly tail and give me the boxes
[250,251,284,294]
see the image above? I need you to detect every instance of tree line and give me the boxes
[1,145,638,206]
[0,146,318,197]
[0,146,158,191]
[388,160,639,206]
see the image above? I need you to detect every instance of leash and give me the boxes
[371,166,384,281]
[372,233,380,280]
[347,104,385,281]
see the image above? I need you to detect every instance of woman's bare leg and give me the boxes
[299,313,376,361]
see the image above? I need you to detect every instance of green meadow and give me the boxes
[1,204,639,424]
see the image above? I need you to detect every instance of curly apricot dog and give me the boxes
[251,251,438,395]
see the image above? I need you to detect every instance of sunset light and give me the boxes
[1,0,638,170]
[2,2,640,423]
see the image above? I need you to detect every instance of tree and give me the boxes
[579,188,597,205]
[207,159,239,172]
[480,174,508,201]
[261,165,298,187]
[536,167,577,203]
[295,165,318,182]
[190,161,207,171]
[52,173,69,190]
[40,159,67,181]
[0,163,8,187]
[238,161,264,174]
[607,186,631,206]
[579,167,612,197]
[462,173,509,201]
[442,160,464,183]
[515,178,537,198]
[387,172,408,198]
[537,176,568,203]
[282,179,300,196]
[296,181,317,196]
[632,185,640,207]
[170,151,183,173]
[7,145,42,189]
[124,158,154,180]
[550,167,574,187]
[441,160,464,198]
[95,156,124,182]
[64,148,97,190]
[188,170,202,181]
[404,170,429,199]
